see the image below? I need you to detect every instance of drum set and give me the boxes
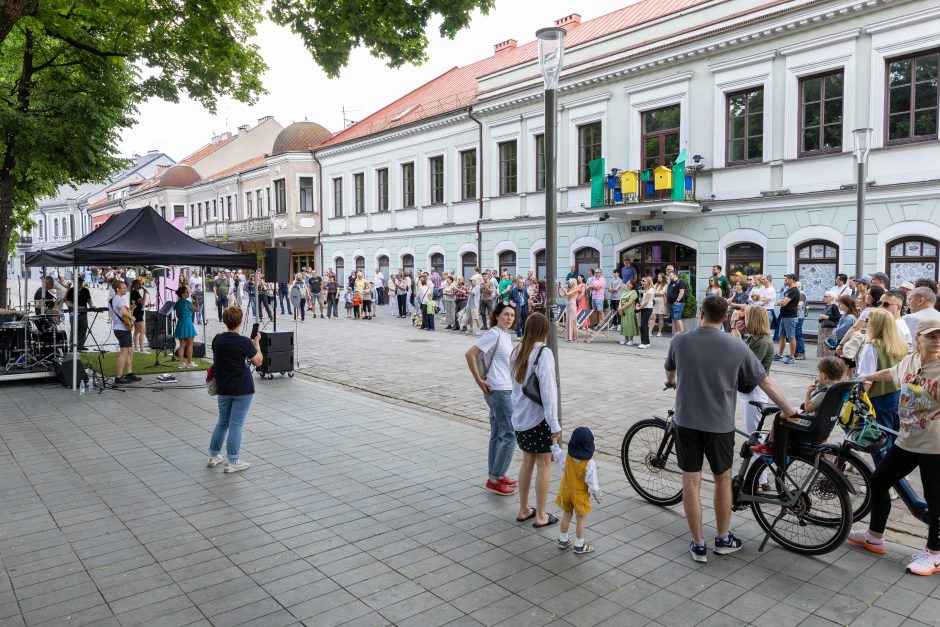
[1,311,70,379]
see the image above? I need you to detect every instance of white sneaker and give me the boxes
[618,339,626,345]
[906,550,940,576]
[656,332,662,337]
[224,460,250,473]
[187,362,197,368]
[638,344,650,349]
[625,341,635,346]
[207,455,223,468]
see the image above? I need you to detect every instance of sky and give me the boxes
[118,0,630,160]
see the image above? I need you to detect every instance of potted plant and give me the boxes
[682,290,699,330]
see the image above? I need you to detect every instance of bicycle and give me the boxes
[622,380,858,555]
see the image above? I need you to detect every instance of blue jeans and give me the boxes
[484,390,515,481]
[209,394,253,464]
[515,304,528,337]
[795,318,805,354]
[870,391,901,452]
[770,309,779,342]
[669,303,684,322]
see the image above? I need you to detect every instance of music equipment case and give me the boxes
[256,330,294,379]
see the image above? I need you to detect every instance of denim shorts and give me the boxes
[670,303,684,321]
[592,299,604,311]
[779,316,798,339]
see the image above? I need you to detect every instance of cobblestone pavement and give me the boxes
[10,281,925,539]
[1,374,938,627]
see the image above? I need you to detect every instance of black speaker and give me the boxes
[192,342,206,359]
[264,247,290,283]
[54,355,88,389]
[261,351,293,373]
[259,331,294,353]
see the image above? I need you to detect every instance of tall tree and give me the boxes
[1,0,492,306]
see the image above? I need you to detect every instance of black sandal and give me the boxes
[516,508,536,523]
[533,513,559,528]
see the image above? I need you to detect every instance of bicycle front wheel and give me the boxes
[745,453,852,555]
[621,418,683,506]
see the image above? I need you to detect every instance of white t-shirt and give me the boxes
[375,272,385,288]
[903,308,940,341]
[511,343,559,433]
[110,294,129,331]
[896,318,913,347]
[474,328,514,391]
[760,286,776,310]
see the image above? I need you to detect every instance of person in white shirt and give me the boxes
[468,277,482,335]
[902,287,940,340]
[374,267,385,305]
[509,312,559,528]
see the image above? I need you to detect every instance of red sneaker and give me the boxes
[751,442,775,456]
[499,476,518,487]
[485,479,515,495]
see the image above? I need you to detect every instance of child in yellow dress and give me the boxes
[552,426,603,554]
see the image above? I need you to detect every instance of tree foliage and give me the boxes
[270,0,494,77]
[0,0,492,305]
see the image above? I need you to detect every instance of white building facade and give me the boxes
[319,0,939,331]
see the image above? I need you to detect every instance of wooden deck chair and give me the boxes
[576,309,591,329]
[585,309,616,344]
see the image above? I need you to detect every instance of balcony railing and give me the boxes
[187,217,274,242]
[601,167,697,207]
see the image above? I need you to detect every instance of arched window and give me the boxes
[53,219,59,238]
[498,251,517,278]
[402,253,414,276]
[886,237,938,285]
[795,240,838,303]
[574,247,600,280]
[354,256,365,274]
[461,252,477,282]
[38,220,43,240]
[535,250,546,282]
[334,257,344,281]
[377,255,389,280]
[430,253,444,275]
[726,243,764,277]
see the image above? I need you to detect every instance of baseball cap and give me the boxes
[917,318,940,335]
[856,274,872,285]
[784,273,799,281]
[871,272,890,284]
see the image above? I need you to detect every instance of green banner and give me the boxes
[589,157,606,208]
[671,149,687,201]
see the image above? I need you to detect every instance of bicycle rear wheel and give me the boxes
[827,449,873,523]
[621,418,683,506]
[745,453,852,555]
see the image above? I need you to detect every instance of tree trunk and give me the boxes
[0,0,36,47]
[0,174,13,308]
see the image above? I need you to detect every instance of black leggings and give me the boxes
[397,293,407,317]
[869,444,940,551]
[639,307,652,345]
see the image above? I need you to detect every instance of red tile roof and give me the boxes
[198,155,268,185]
[179,135,237,165]
[320,0,712,148]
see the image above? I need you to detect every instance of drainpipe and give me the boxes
[468,106,484,266]
[312,149,324,274]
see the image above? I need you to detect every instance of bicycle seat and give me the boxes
[748,401,779,416]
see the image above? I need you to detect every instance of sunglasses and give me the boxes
[880,301,900,308]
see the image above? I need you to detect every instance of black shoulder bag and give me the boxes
[522,346,547,405]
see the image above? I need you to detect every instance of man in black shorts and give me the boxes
[665,295,796,563]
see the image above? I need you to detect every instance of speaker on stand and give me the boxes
[265,247,291,333]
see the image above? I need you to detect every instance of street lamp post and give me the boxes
[536,26,566,429]
[852,128,872,279]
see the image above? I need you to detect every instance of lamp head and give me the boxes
[852,128,873,164]
[536,27,566,90]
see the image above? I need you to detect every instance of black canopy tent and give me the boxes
[25,206,258,269]
[24,206,259,390]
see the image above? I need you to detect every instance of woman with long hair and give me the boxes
[652,273,668,337]
[130,278,148,353]
[618,279,639,346]
[828,295,860,348]
[734,306,774,436]
[510,313,560,527]
[173,285,199,368]
[705,276,722,298]
[465,302,519,495]
[559,278,578,342]
[576,275,588,314]
[857,308,910,449]
[637,276,654,348]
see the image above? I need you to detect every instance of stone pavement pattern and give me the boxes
[1,374,938,626]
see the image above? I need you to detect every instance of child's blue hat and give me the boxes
[568,426,595,461]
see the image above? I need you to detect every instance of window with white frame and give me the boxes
[376,168,389,211]
[460,150,476,200]
[429,156,444,205]
[498,141,517,195]
[299,177,314,213]
[274,179,287,214]
[353,173,365,215]
[577,122,602,184]
[402,162,415,208]
[333,178,343,218]
[726,88,764,165]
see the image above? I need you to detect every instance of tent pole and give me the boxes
[202,267,207,358]
[72,266,78,391]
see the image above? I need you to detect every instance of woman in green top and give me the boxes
[617,279,639,346]
[733,306,774,434]
[498,270,513,304]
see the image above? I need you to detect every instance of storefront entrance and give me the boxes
[620,242,696,286]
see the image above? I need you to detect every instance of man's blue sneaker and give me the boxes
[714,532,743,555]
[773,354,783,361]
[689,541,708,563]
[825,338,838,349]
[783,356,795,365]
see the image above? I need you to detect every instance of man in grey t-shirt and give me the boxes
[665,296,795,563]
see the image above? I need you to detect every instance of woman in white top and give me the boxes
[465,303,519,496]
[510,312,560,527]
